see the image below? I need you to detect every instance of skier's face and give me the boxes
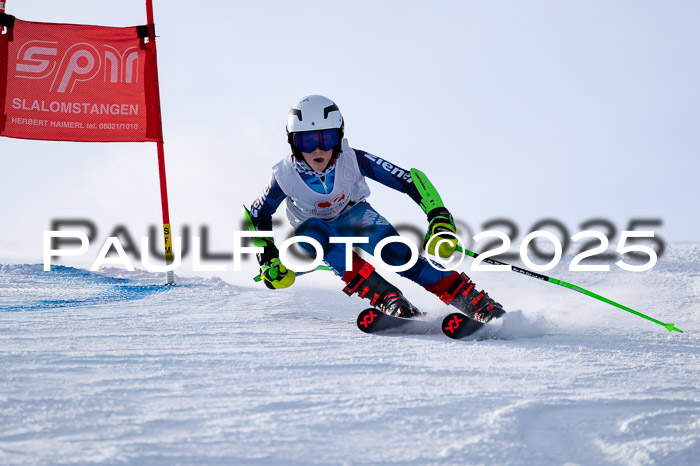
[302,147,333,172]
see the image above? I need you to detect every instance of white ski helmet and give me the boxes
[286,95,344,158]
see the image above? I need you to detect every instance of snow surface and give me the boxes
[1,244,699,465]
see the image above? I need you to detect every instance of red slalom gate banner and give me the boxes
[0,2,175,284]
[0,18,162,142]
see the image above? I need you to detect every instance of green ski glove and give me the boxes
[260,257,295,290]
[254,236,295,290]
[424,207,458,258]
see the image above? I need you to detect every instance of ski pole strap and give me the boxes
[410,168,445,214]
[454,245,682,333]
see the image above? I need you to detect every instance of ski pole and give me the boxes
[455,245,682,333]
[242,205,332,282]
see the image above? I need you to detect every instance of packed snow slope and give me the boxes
[1,244,699,465]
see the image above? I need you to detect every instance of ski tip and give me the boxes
[441,312,483,340]
[441,313,464,339]
[357,308,380,334]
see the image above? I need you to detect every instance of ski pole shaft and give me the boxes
[455,245,682,333]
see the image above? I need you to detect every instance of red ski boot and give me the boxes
[342,261,422,318]
[428,272,505,323]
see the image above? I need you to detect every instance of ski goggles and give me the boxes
[292,129,340,153]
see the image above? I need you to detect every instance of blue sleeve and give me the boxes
[249,174,287,231]
[354,149,423,205]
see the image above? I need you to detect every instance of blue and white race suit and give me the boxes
[250,139,450,287]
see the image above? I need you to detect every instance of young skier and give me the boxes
[249,95,504,323]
